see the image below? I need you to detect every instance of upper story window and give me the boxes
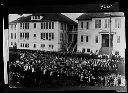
[25,23,29,29]
[95,20,101,28]
[46,22,48,29]
[105,19,110,28]
[20,32,29,40]
[46,33,48,40]
[11,25,13,30]
[41,44,45,48]
[60,33,63,41]
[81,35,83,42]
[49,33,51,40]
[34,44,36,48]
[20,23,29,29]
[86,22,89,29]
[34,23,36,28]
[61,23,67,30]
[86,36,88,42]
[41,23,43,29]
[15,33,16,39]
[31,16,42,20]
[41,33,45,40]
[52,33,54,40]
[115,19,121,28]
[49,44,54,49]
[34,34,36,38]
[52,22,54,29]
[95,36,98,43]
[14,25,16,30]
[41,22,54,29]
[20,33,22,39]
[25,32,29,39]
[81,22,83,29]
[117,36,120,43]
[41,33,54,40]
[11,33,13,39]
[49,22,51,29]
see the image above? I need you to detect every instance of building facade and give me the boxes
[9,13,77,52]
[76,12,125,57]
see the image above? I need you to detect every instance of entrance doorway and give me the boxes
[102,34,113,47]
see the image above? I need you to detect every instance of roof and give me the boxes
[9,13,77,25]
[76,12,124,20]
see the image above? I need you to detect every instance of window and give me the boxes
[115,19,121,28]
[11,42,13,45]
[23,33,24,38]
[81,35,83,42]
[86,36,88,42]
[43,33,45,40]
[11,33,13,39]
[95,20,101,28]
[34,44,36,48]
[41,44,45,48]
[20,43,22,47]
[81,22,83,29]
[41,23,43,29]
[87,49,90,52]
[23,43,24,47]
[28,44,29,47]
[35,16,37,19]
[52,33,54,40]
[25,23,29,29]
[49,45,54,49]
[49,22,51,29]
[46,33,48,40]
[41,33,45,40]
[20,33,22,39]
[15,33,16,39]
[117,36,120,43]
[86,22,89,29]
[11,25,13,30]
[41,33,43,39]
[34,34,36,37]
[44,22,46,29]
[38,16,40,19]
[60,33,63,41]
[105,19,110,28]
[25,32,29,39]
[34,23,36,28]
[20,23,22,29]
[49,33,51,40]
[23,23,24,29]
[61,23,63,30]
[46,22,48,29]
[52,22,54,29]
[95,36,98,43]
[25,44,27,47]
[15,25,16,30]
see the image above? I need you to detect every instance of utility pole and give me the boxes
[109,13,111,59]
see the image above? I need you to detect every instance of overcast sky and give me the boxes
[9,13,83,22]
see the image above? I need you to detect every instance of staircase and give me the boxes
[99,47,113,55]
[68,40,77,52]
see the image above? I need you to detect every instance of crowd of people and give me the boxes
[9,49,125,88]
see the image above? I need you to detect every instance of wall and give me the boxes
[77,16,126,57]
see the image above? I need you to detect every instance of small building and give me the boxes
[9,13,77,52]
[76,12,125,57]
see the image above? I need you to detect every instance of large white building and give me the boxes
[76,12,126,57]
[9,13,77,51]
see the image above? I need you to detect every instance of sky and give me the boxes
[9,13,83,22]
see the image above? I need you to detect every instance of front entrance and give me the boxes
[102,34,113,47]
